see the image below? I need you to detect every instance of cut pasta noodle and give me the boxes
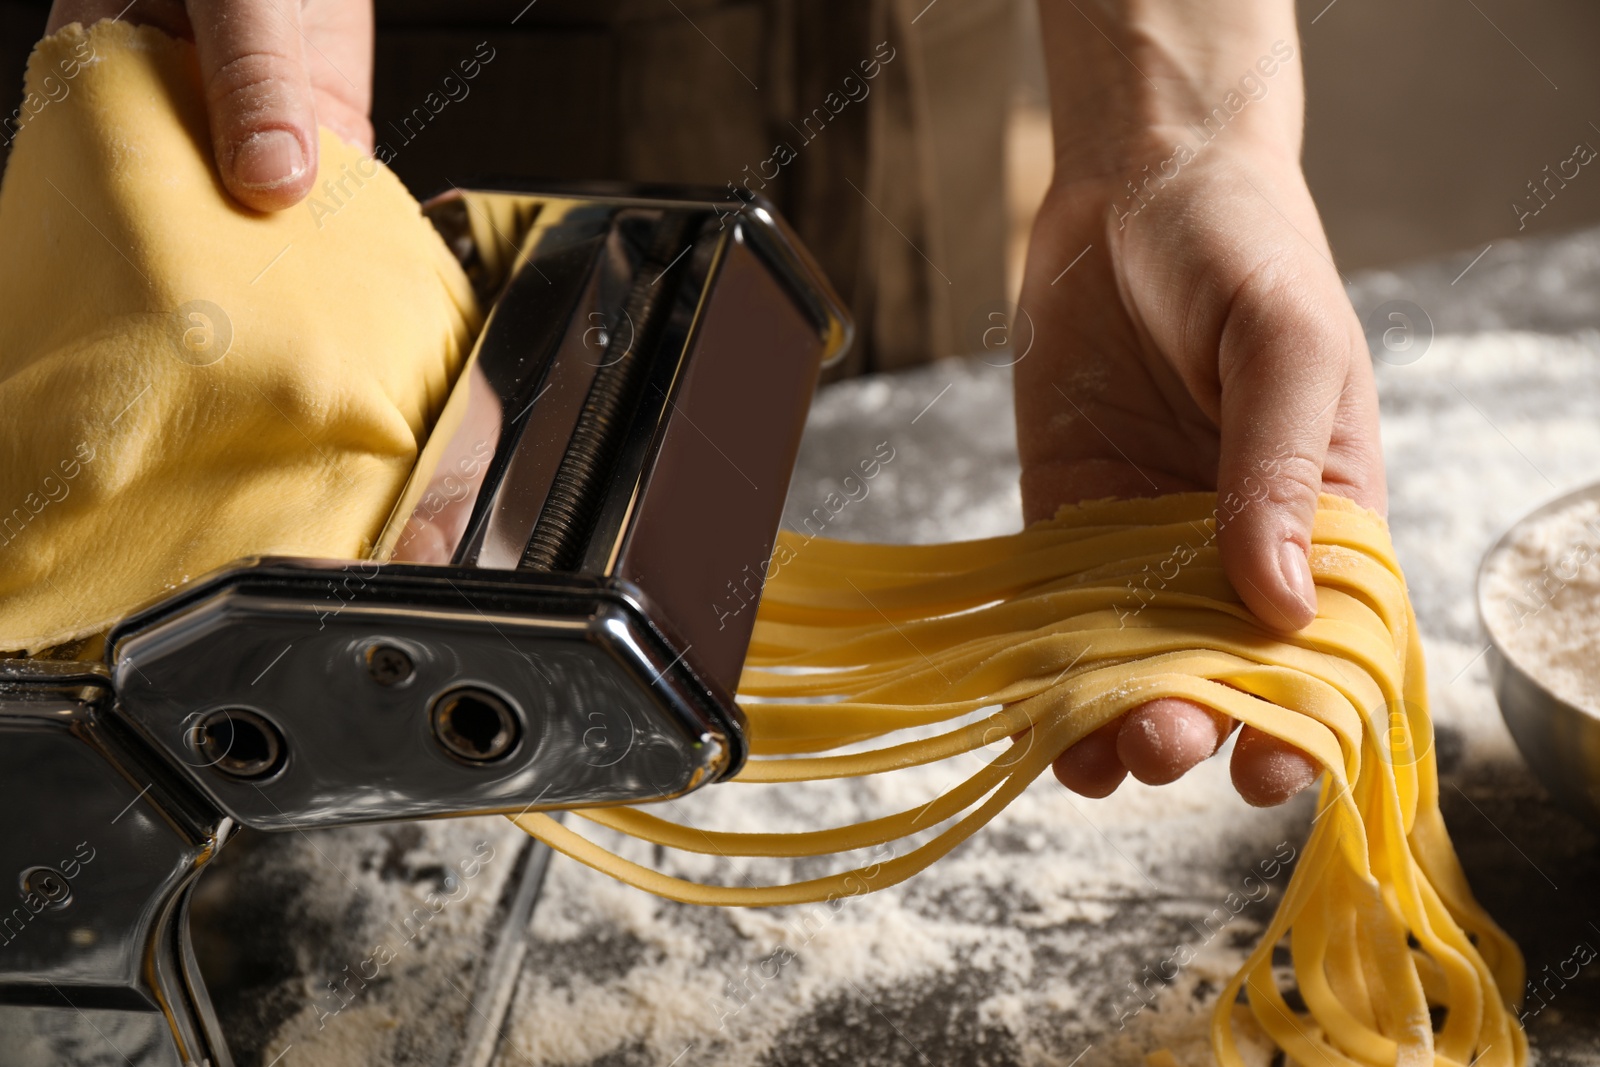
[511,492,1526,1067]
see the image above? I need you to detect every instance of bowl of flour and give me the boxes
[1479,485,1600,827]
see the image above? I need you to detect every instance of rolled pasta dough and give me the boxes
[0,21,478,652]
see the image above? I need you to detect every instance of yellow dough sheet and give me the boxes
[0,21,479,653]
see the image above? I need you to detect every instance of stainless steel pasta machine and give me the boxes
[0,183,849,1066]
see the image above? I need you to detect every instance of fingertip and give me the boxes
[1116,698,1227,785]
[1230,726,1320,807]
[223,127,315,211]
[189,0,322,213]
[1053,720,1129,799]
[1220,522,1319,633]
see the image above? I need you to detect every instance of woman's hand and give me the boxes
[1022,1,1385,806]
[46,0,372,210]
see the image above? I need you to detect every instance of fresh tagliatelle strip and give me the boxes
[510,492,1527,1067]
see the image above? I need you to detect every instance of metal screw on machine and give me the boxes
[18,865,73,910]
[367,642,415,686]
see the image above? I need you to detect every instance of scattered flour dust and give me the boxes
[1481,492,1600,715]
[502,745,1310,1067]
[237,816,530,1067]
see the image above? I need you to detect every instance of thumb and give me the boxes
[1214,257,1357,632]
[188,0,318,211]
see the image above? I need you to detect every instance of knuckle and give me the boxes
[205,48,305,117]
[1260,452,1322,502]
[1228,449,1320,520]
[1217,254,1349,383]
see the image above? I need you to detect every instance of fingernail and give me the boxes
[233,130,306,189]
[1278,540,1317,621]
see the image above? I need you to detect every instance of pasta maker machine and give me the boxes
[0,183,850,1066]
